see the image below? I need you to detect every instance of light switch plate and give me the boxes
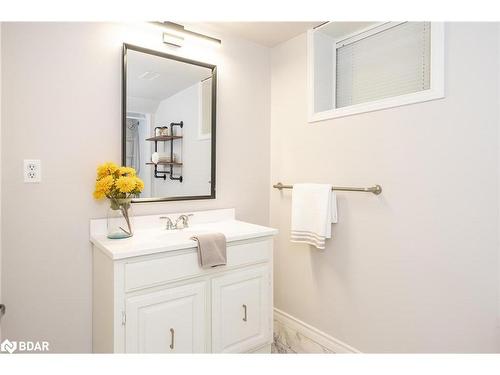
[24,159,41,183]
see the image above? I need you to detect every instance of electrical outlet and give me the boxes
[24,159,41,183]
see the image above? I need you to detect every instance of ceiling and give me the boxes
[205,22,324,47]
[318,22,379,39]
[127,49,212,101]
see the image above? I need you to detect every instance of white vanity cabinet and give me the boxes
[211,265,270,353]
[125,281,207,353]
[90,209,277,354]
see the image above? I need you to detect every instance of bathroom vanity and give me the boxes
[95,44,279,353]
[90,209,277,353]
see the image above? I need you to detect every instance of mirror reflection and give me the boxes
[123,45,216,202]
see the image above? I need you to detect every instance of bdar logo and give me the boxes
[0,339,49,353]
[0,339,17,354]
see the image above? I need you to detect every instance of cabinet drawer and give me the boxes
[211,265,271,353]
[124,238,272,291]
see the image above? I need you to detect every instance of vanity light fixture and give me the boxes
[162,32,184,48]
[153,22,222,46]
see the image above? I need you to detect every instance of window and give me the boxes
[308,22,444,122]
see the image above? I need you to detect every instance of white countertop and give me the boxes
[90,217,278,260]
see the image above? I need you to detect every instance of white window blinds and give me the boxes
[335,22,431,109]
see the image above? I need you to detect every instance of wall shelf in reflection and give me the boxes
[145,135,183,142]
[149,121,184,182]
[146,162,183,166]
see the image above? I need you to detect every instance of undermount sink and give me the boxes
[149,227,211,244]
[155,228,199,234]
[154,227,210,237]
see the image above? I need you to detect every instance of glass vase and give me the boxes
[107,198,134,239]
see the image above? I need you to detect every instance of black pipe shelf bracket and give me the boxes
[150,121,184,183]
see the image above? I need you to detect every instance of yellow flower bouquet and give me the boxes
[93,162,144,239]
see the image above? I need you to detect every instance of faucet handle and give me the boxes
[159,216,174,230]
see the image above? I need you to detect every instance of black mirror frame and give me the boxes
[122,43,217,203]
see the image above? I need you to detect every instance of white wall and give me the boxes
[1,22,270,352]
[127,96,159,114]
[153,83,211,197]
[270,23,500,352]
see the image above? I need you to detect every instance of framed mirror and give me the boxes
[122,43,216,202]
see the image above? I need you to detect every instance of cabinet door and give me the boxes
[125,282,207,353]
[211,265,271,353]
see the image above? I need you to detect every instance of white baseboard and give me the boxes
[273,308,360,353]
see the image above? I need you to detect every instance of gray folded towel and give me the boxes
[191,233,227,269]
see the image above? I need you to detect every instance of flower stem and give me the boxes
[120,205,132,235]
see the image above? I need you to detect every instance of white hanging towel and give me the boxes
[290,183,337,249]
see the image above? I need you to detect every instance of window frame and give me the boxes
[307,22,445,123]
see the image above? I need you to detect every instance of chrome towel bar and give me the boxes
[273,182,382,195]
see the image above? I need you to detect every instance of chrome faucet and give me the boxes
[160,214,193,230]
[159,216,175,230]
[175,214,193,229]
